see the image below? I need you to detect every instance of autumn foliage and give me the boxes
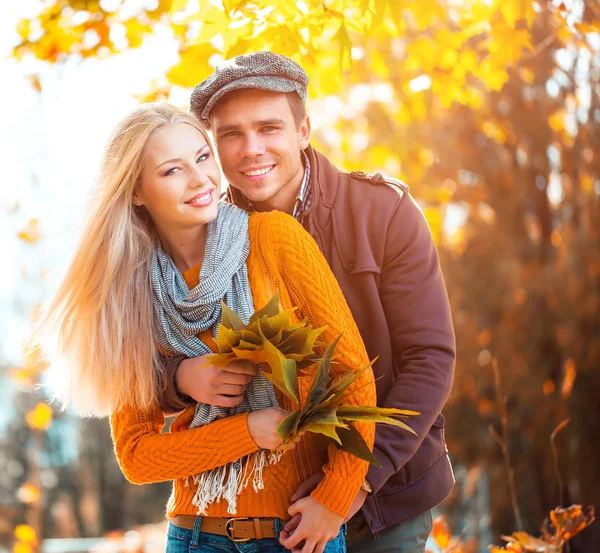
[6,0,600,551]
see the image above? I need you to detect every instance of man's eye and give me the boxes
[262,126,277,132]
[223,131,239,137]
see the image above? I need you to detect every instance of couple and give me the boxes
[36,52,455,553]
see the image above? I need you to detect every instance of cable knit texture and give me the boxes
[110,210,376,519]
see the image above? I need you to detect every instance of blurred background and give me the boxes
[1,0,598,552]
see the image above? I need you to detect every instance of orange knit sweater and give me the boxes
[110,210,376,520]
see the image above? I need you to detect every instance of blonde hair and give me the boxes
[32,103,212,417]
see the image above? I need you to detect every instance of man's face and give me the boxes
[210,89,310,208]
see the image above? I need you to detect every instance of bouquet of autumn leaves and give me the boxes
[206,292,418,466]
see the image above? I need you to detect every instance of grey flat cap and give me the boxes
[190,51,309,128]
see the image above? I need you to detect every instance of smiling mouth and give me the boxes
[242,165,275,177]
[185,189,213,206]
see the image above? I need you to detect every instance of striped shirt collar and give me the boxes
[293,150,312,221]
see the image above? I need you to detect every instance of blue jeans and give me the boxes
[166,517,347,553]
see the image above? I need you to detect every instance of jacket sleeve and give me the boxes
[260,212,377,518]
[366,193,456,494]
[157,353,195,415]
[109,404,259,484]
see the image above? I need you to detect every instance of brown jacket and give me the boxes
[160,146,455,532]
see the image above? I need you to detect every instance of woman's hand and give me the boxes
[279,497,344,553]
[176,356,258,407]
[247,407,292,450]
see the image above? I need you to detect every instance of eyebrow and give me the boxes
[216,118,287,135]
[155,146,209,170]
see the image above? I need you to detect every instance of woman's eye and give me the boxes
[197,152,210,163]
[164,167,179,176]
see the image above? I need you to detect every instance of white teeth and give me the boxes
[187,191,211,204]
[244,166,273,176]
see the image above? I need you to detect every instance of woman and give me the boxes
[34,103,375,553]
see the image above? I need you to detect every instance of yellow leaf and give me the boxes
[166,44,217,88]
[432,516,451,548]
[169,0,189,17]
[25,403,53,431]
[14,543,33,553]
[189,6,229,46]
[16,483,40,504]
[423,207,443,245]
[499,0,535,28]
[14,525,36,543]
[17,219,41,244]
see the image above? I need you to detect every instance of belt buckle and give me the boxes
[225,517,252,543]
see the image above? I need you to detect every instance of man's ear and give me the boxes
[299,115,311,150]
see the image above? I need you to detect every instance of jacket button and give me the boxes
[347,261,355,271]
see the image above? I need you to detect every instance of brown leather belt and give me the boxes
[169,515,277,542]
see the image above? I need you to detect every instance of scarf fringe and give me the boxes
[190,450,282,515]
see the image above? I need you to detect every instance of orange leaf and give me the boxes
[25,403,53,431]
[16,482,40,504]
[432,516,451,548]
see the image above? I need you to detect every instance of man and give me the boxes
[160,51,455,553]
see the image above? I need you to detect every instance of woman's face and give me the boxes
[136,122,221,231]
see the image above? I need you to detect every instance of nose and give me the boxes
[189,164,211,188]
[241,133,266,158]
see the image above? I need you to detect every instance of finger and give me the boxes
[300,538,317,553]
[223,361,258,376]
[218,372,254,386]
[215,383,247,396]
[282,514,301,535]
[313,541,326,553]
[213,394,245,408]
[290,473,323,503]
[279,522,307,549]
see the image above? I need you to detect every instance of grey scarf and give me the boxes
[151,202,279,514]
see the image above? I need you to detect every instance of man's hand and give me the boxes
[342,489,368,523]
[176,356,257,407]
[279,497,344,553]
[247,407,294,450]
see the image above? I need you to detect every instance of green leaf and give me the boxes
[221,301,246,331]
[217,324,241,353]
[236,340,262,350]
[307,335,341,407]
[259,310,297,340]
[336,424,381,467]
[240,329,261,345]
[301,422,343,444]
[249,291,280,324]
[257,321,299,403]
[336,408,417,435]
[336,405,420,418]
[277,410,302,441]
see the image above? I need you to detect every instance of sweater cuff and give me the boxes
[216,412,261,460]
[310,470,362,518]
